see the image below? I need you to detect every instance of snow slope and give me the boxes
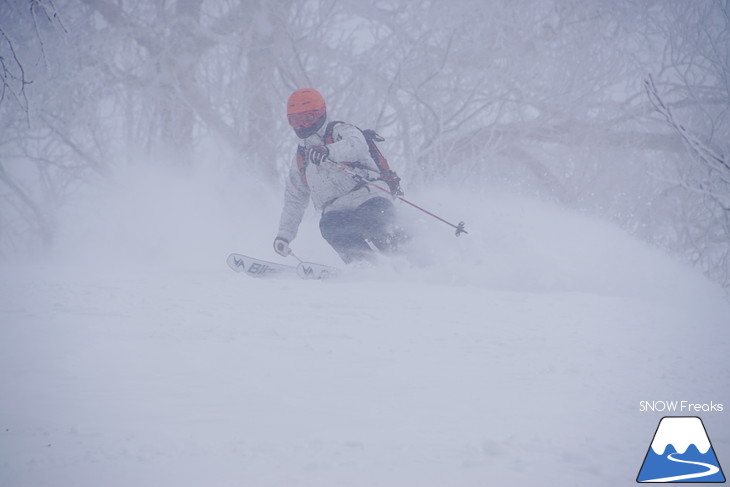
[1,168,729,486]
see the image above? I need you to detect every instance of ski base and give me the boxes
[226,253,296,278]
[227,253,338,280]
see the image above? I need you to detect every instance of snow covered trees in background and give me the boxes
[646,75,730,288]
[0,0,728,290]
[641,0,730,288]
[0,0,68,250]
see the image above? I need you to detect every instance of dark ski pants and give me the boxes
[319,197,397,263]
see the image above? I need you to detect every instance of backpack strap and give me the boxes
[361,129,392,173]
[324,121,343,145]
[296,145,307,184]
[362,129,403,196]
[299,121,402,195]
[296,122,342,185]
[326,121,389,173]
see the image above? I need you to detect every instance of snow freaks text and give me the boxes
[639,401,724,413]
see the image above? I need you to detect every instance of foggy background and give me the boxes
[1,0,729,285]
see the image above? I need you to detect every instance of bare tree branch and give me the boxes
[644,74,730,181]
[0,25,31,124]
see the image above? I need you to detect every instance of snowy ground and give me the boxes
[1,170,729,486]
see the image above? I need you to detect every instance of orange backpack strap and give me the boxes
[362,129,403,196]
[362,129,392,172]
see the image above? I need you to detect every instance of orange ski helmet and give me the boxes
[287,88,327,138]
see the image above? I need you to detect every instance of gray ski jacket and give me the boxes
[277,117,383,242]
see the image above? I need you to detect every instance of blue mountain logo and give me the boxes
[637,416,725,483]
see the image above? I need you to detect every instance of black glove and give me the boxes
[306,145,329,166]
[380,169,403,196]
[273,237,291,257]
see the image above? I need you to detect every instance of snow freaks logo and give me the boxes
[637,416,726,483]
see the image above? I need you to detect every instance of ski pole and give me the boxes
[326,158,468,236]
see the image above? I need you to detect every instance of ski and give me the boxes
[227,253,338,280]
[226,253,297,278]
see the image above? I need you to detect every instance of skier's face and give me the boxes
[287,108,325,130]
[288,108,326,139]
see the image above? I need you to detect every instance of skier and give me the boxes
[273,88,403,264]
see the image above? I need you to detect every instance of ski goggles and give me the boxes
[287,108,325,129]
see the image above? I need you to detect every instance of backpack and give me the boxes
[296,121,403,195]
